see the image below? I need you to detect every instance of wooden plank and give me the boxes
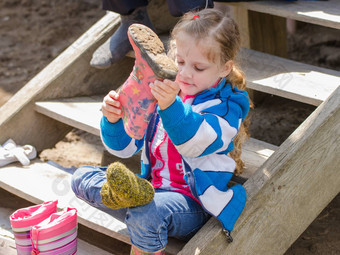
[35,96,103,137]
[0,160,187,254]
[35,47,340,110]
[239,48,340,106]
[0,207,16,255]
[128,45,340,105]
[178,87,340,254]
[0,238,115,255]
[248,11,287,58]
[35,96,277,180]
[0,237,16,255]
[240,138,277,179]
[78,239,114,255]
[228,0,340,30]
[231,6,250,48]
[0,233,114,255]
[0,207,118,255]
[0,11,134,152]
[0,160,130,244]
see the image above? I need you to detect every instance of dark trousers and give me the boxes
[102,0,214,17]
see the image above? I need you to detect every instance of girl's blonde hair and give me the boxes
[170,9,251,175]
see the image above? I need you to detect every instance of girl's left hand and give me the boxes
[150,79,180,110]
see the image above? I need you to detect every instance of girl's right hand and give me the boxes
[102,90,122,123]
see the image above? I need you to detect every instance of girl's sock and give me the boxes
[100,162,154,209]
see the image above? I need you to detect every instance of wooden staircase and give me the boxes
[0,1,339,254]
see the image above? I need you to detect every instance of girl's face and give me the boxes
[175,32,232,97]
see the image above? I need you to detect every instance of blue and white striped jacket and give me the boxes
[101,77,250,233]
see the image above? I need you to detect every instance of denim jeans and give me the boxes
[71,166,210,252]
[102,0,214,16]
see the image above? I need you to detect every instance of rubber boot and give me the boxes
[130,244,165,255]
[10,201,58,255]
[100,162,155,209]
[30,208,78,255]
[90,6,155,69]
[119,23,178,139]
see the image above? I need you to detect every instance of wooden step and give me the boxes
[0,160,129,243]
[0,160,185,255]
[178,86,340,255]
[127,47,340,106]
[5,96,278,254]
[239,48,340,106]
[0,228,113,255]
[35,96,103,137]
[0,237,114,255]
[35,96,278,181]
[35,43,340,109]
[228,0,340,30]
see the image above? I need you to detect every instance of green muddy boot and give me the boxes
[100,162,154,209]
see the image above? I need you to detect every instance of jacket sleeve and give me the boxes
[100,116,144,158]
[158,94,249,158]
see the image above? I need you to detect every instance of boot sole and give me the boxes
[128,24,178,81]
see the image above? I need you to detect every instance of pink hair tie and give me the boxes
[192,15,199,20]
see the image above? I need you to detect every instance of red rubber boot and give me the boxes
[118,24,178,139]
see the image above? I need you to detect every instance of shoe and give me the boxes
[90,6,155,69]
[0,139,37,167]
[118,23,178,139]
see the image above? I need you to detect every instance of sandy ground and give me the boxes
[0,0,339,254]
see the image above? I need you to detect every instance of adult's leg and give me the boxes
[102,0,148,15]
[91,0,154,69]
[71,165,127,222]
[125,190,210,253]
[166,0,214,17]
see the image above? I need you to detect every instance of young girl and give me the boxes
[72,8,250,255]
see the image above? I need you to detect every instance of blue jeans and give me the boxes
[102,0,214,16]
[71,166,210,252]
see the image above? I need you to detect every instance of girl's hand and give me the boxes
[102,90,122,123]
[150,79,180,110]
